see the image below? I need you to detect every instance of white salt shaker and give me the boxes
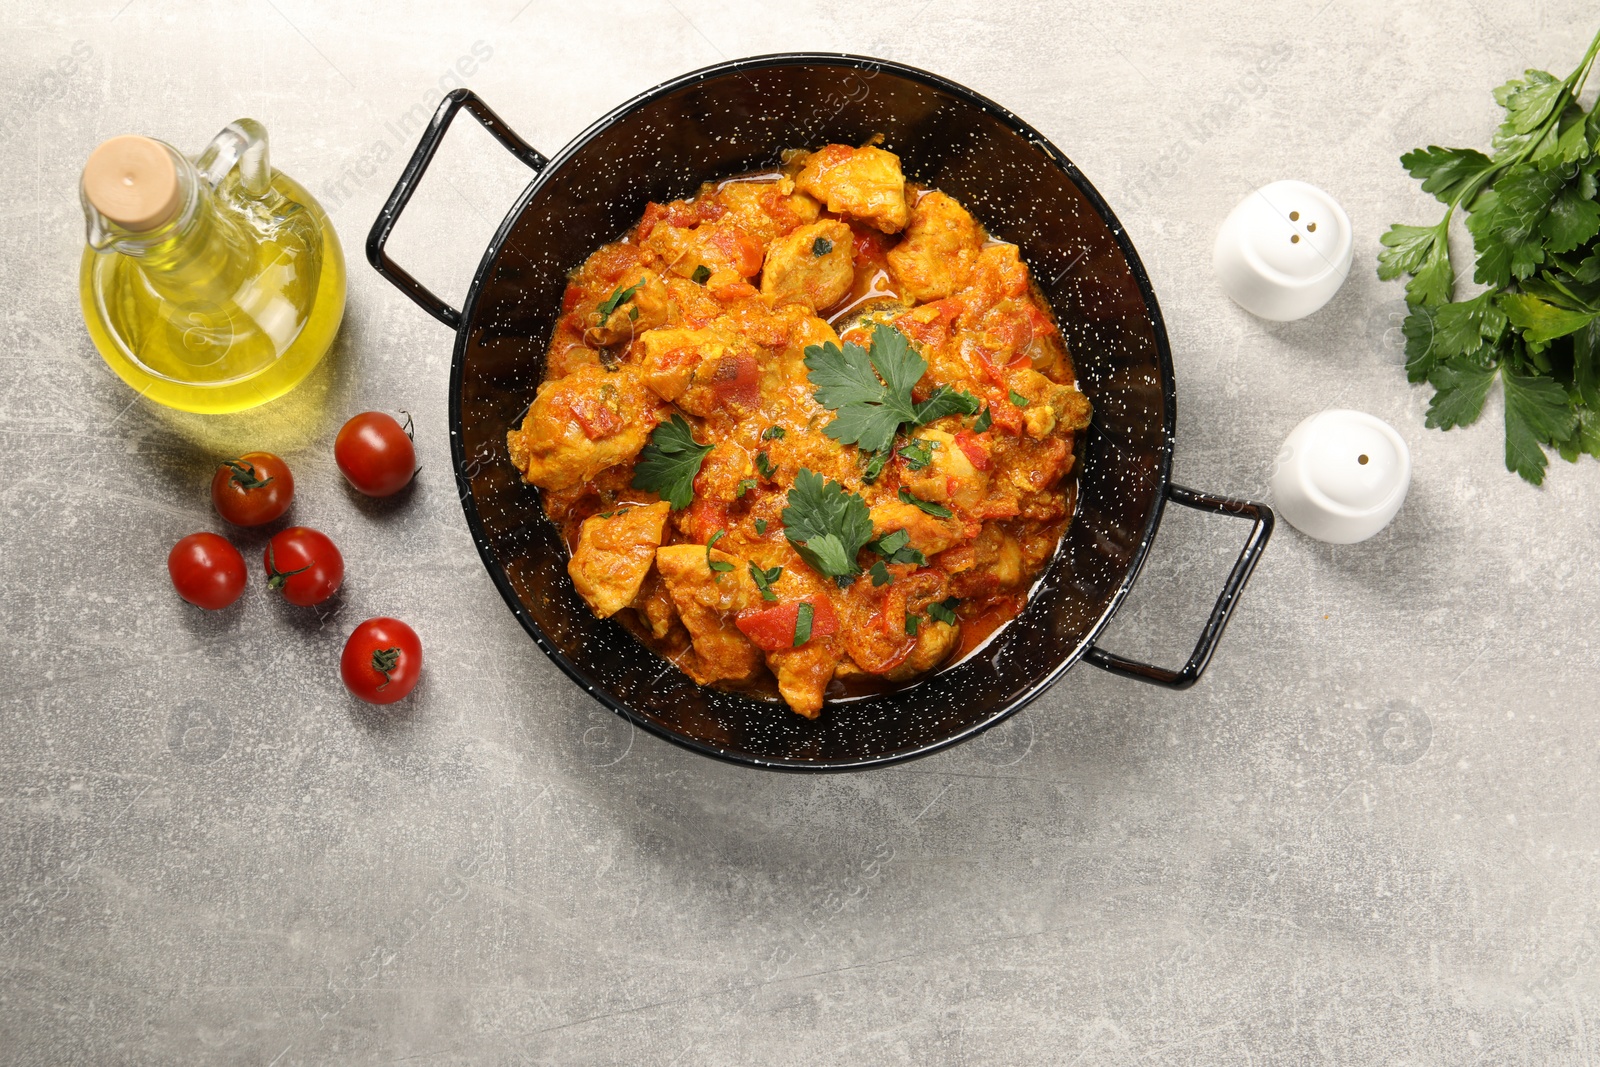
[1270,410,1411,543]
[1214,180,1353,321]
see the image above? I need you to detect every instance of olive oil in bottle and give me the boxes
[79,120,345,414]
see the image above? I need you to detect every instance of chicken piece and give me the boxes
[886,192,984,302]
[1008,368,1092,439]
[567,502,671,618]
[630,569,679,640]
[641,220,765,283]
[507,364,666,490]
[583,269,671,348]
[760,220,855,312]
[883,618,960,682]
[761,313,838,414]
[898,427,990,512]
[654,544,764,685]
[869,498,980,557]
[710,177,820,242]
[959,242,1032,321]
[793,144,909,234]
[764,639,839,719]
[637,326,762,419]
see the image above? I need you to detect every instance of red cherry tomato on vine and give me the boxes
[341,617,423,704]
[168,532,247,610]
[263,526,344,607]
[335,412,416,497]
[210,451,294,526]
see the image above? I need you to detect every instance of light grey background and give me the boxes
[3,0,1598,1063]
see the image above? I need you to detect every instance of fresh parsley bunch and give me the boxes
[1379,26,1600,484]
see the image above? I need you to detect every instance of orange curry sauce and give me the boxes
[507,143,1091,717]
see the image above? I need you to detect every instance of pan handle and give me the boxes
[366,89,548,329]
[1083,484,1274,690]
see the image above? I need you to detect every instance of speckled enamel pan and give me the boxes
[366,53,1274,771]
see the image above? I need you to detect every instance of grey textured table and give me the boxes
[4,1,1598,1063]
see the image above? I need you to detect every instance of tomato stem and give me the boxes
[370,646,401,688]
[264,542,311,589]
[224,459,273,490]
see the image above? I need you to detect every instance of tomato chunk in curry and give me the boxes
[507,143,1091,718]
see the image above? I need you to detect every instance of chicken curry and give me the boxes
[507,142,1091,717]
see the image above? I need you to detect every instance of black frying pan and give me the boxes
[366,54,1274,771]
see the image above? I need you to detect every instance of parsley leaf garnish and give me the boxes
[754,518,768,536]
[706,530,735,574]
[897,437,938,470]
[781,468,874,584]
[927,597,959,625]
[861,448,891,483]
[869,560,893,586]
[755,451,775,479]
[691,264,711,285]
[804,324,977,453]
[1380,26,1600,483]
[749,561,783,601]
[869,527,927,567]
[736,478,758,499]
[905,614,920,636]
[794,602,815,646]
[898,486,953,519]
[761,426,786,441]
[597,277,645,326]
[812,236,833,256]
[973,406,992,433]
[631,414,712,509]
[1008,389,1029,408]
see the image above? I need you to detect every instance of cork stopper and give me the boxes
[83,135,181,231]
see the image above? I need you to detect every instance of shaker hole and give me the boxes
[1291,235,1301,244]
[1358,454,1369,465]
[1289,210,1300,221]
[1307,222,1318,232]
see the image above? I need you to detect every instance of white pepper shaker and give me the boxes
[1270,410,1411,543]
[1214,180,1353,321]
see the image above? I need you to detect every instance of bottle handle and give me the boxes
[195,119,271,197]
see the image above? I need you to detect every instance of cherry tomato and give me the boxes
[341,617,423,704]
[335,412,417,497]
[167,532,247,610]
[263,526,344,607]
[210,452,294,526]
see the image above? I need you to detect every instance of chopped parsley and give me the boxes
[781,468,874,584]
[597,277,644,326]
[1008,389,1029,408]
[754,518,768,536]
[898,486,953,519]
[735,478,758,499]
[755,451,776,479]
[631,414,712,509]
[869,560,893,586]
[861,447,891,483]
[804,323,979,453]
[749,561,783,601]
[905,613,920,636]
[973,406,993,432]
[927,597,960,625]
[812,236,834,256]
[690,264,711,285]
[794,602,815,646]
[706,530,735,574]
[897,437,939,471]
[869,528,927,567]
[761,425,786,441]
